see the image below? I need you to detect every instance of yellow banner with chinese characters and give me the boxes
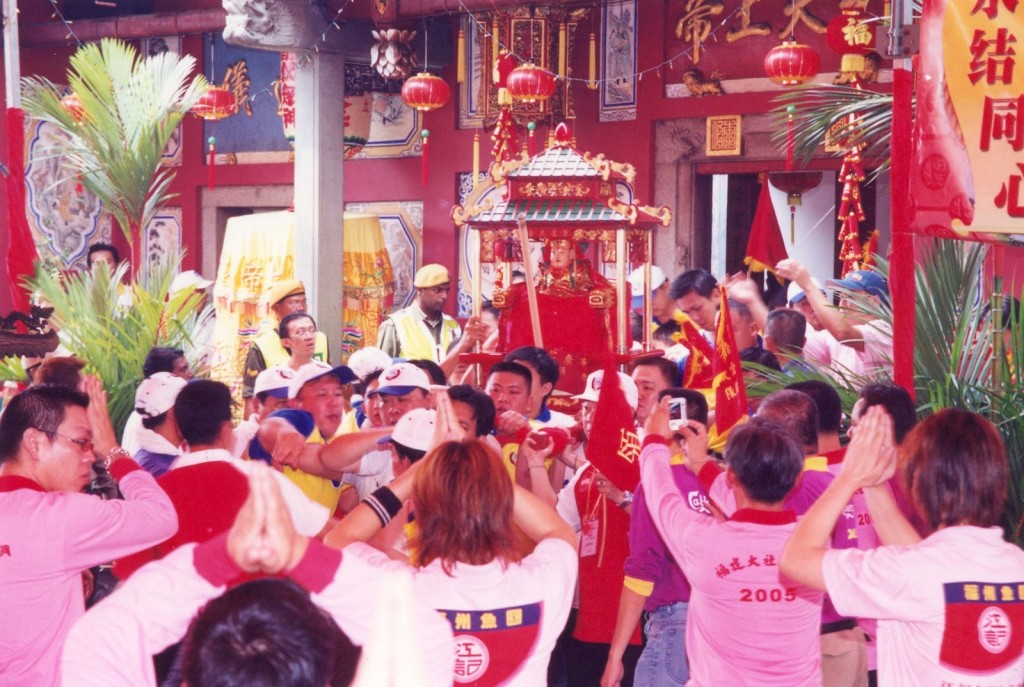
[928,0,1024,236]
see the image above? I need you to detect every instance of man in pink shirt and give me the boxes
[0,384,178,686]
[640,400,824,686]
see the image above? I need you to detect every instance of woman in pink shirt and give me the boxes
[782,406,1024,687]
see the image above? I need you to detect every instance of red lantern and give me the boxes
[60,93,84,122]
[506,64,558,103]
[764,40,820,86]
[400,72,451,112]
[826,10,876,57]
[191,85,238,121]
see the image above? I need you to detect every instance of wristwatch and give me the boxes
[618,491,633,509]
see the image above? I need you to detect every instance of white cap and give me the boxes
[385,408,437,452]
[135,372,187,419]
[347,346,394,383]
[368,363,431,397]
[628,266,668,309]
[169,270,213,295]
[254,365,294,399]
[572,370,639,410]
[288,361,357,399]
[787,277,824,305]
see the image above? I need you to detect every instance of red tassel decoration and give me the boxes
[786,105,795,171]
[207,135,217,190]
[421,129,430,186]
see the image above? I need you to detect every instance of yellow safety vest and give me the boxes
[392,308,460,362]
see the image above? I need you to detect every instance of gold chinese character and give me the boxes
[506,608,523,626]
[676,0,725,64]
[984,585,997,601]
[618,428,642,464]
[964,583,980,601]
[454,612,472,630]
[480,612,498,630]
[1001,585,1016,602]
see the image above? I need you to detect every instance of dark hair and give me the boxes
[486,361,532,394]
[739,347,781,372]
[859,382,917,442]
[766,309,807,353]
[392,441,428,464]
[87,242,120,267]
[411,440,519,573]
[727,298,753,321]
[0,385,89,463]
[447,384,496,437]
[482,303,500,321]
[657,388,709,425]
[786,380,842,434]
[756,389,819,452]
[630,357,681,388]
[669,269,717,300]
[407,359,447,386]
[141,411,169,431]
[174,380,234,446]
[504,346,559,387]
[724,418,804,504]
[630,311,646,344]
[652,320,681,344]
[278,313,316,355]
[352,368,385,397]
[144,347,186,379]
[901,409,1007,532]
[181,578,359,687]
[31,356,86,389]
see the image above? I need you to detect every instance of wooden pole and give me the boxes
[516,215,544,348]
[4,0,21,110]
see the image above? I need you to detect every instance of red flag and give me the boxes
[743,177,788,278]
[709,287,748,444]
[672,312,714,389]
[584,366,641,492]
[5,108,38,312]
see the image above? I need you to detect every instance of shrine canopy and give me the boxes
[453,123,671,242]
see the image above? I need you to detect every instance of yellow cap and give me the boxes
[266,279,305,306]
[413,264,450,288]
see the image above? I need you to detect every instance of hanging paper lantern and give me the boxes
[764,40,820,86]
[60,93,85,122]
[192,86,238,121]
[506,64,558,103]
[400,73,451,112]
[827,9,876,72]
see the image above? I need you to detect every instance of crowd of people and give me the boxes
[1,257,1022,687]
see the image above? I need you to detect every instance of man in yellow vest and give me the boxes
[376,264,461,363]
[242,279,330,413]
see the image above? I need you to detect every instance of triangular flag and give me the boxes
[672,312,714,390]
[744,177,788,281]
[708,287,749,448]
[584,364,641,492]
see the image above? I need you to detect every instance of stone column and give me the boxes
[294,51,345,364]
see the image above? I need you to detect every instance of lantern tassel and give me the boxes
[786,106,795,171]
[528,121,537,157]
[588,32,597,89]
[558,23,567,80]
[457,29,466,84]
[207,135,217,190]
[421,129,430,186]
[472,130,480,189]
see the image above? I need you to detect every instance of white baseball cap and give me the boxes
[288,361,357,399]
[628,266,668,309]
[254,365,294,399]
[382,408,437,452]
[135,372,188,419]
[368,363,431,397]
[169,270,213,295]
[347,346,394,383]
[572,370,639,411]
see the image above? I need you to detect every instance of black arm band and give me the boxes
[363,486,403,526]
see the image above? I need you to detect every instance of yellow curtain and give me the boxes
[341,213,394,360]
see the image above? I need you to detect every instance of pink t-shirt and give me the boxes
[823,526,1024,687]
[641,439,824,686]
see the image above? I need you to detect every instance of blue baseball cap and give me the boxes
[826,270,888,300]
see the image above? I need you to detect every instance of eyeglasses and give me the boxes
[288,326,317,337]
[36,428,94,454]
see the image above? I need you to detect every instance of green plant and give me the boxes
[21,38,207,247]
[28,261,212,438]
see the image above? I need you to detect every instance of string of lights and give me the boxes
[457,0,743,86]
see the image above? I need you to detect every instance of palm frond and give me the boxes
[21,38,207,244]
[771,86,897,174]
